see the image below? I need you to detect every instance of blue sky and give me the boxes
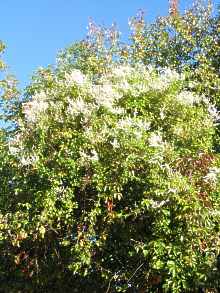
[0,0,217,88]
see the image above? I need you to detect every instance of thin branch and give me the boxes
[127,262,145,284]
[105,274,115,293]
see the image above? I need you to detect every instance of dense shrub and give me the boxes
[0,1,220,292]
[128,1,220,111]
[0,63,218,291]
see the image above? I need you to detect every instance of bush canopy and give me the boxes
[0,1,220,292]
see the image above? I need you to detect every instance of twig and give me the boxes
[127,262,145,284]
[105,274,115,293]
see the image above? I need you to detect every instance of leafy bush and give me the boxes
[0,62,218,292]
[128,1,220,110]
[0,1,220,292]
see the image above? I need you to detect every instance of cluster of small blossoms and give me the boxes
[20,63,217,171]
[117,117,151,132]
[9,140,39,167]
[148,132,164,148]
[20,153,39,166]
[64,69,86,86]
[90,83,123,113]
[149,68,180,91]
[110,63,152,82]
[66,97,94,119]
[203,167,220,185]
[148,133,170,164]
[8,133,23,156]
[84,117,151,151]
[23,64,217,128]
[202,96,220,123]
[115,65,180,94]
[176,91,201,105]
[115,117,151,140]
[111,65,134,79]
[207,104,220,122]
[22,91,48,123]
[110,138,120,149]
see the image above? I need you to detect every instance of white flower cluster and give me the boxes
[161,68,180,82]
[79,149,99,163]
[151,199,170,209]
[8,133,23,156]
[149,68,180,91]
[18,63,218,180]
[9,135,39,167]
[66,82,124,120]
[65,69,85,86]
[207,104,220,122]
[22,65,194,127]
[203,167,220,185]
[20,154,39,166]
[66,98,93,118]
[90,83,123,114]
[23,91,48,123]
[106,64,146,97]
[176,91,201,105]
[117,117,150,131]
[111,65,133,79]
[23,64,218,131]
[110,138,120,149]
[116,117,151,139]
[148,133,164,148]
[202,96,220,123]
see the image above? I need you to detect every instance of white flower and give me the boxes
[176,91,200,105]
[188,81,197,89]
[23,99,48,123]
[202,96,220,122]
[116,117,151,140]
[8,134,25,157]
[9,145,19,155]
[79,149,99,162]
[65,69,85,86]
[117,117,133,129]
[118,80,130,92]
[203,167,220,184]
[91,83,122,112]
[135,119,151,131]
[207,104,220,122]
[111,65,133,79]
[67,98,86,115]
[111,138,120,149]
[168,188,178,194]
[160,109,166,120]
[33,91,48,102]
[149,133,164,147]
[90,149,99,161]
[149,68,180,91]
[22,91,49,123]
[20,154,39,166]
[161,68,180,82]
[66,98,95,119]
[117,117,150,131]
[110,64,152,95]
[151,199,170,208]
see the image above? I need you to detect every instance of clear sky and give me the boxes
[0,0,218,88]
